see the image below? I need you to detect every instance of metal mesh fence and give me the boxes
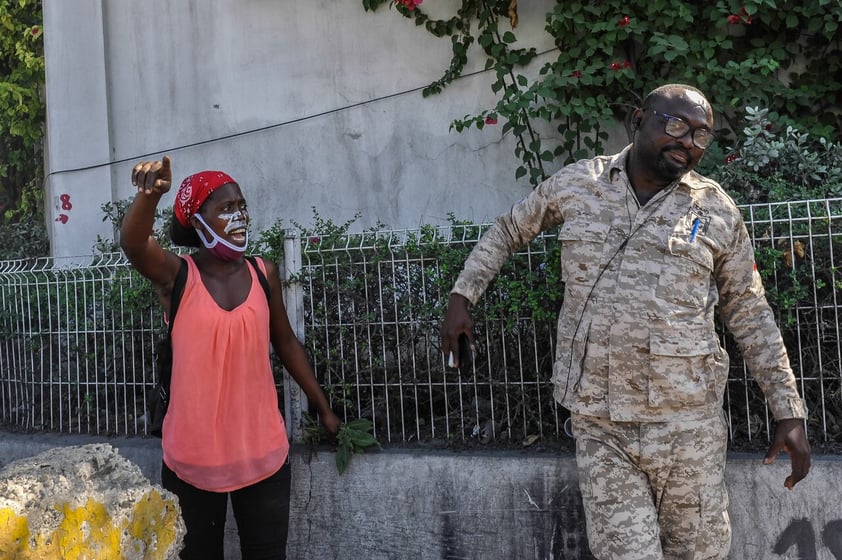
[0,198,840,449]
[0,254,157,435]
[299,224,565,447]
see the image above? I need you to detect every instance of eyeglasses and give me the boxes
[650,110,715,149]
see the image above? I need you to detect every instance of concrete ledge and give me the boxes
[1,432,840,559]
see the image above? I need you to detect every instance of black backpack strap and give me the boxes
[167,257,189,335]
[161,257,188,387]
[245,255,271,302]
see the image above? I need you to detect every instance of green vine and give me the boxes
[363,0,842,186]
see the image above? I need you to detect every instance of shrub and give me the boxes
[701,106,842,204]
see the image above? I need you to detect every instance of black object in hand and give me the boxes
[457,333,473,371]
[447,333,474,370]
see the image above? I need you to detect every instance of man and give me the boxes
[440,84,810,559]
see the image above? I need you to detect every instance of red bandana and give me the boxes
[173,170,237,227]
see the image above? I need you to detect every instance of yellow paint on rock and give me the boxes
[0,507,31,558]
[0,491,180,559]
[127,490,182,559]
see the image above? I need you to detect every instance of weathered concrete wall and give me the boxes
[42,0,629,258]
[1,432,840,559]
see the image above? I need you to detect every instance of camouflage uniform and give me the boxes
[451,146,807,559]
[572,412,730,559]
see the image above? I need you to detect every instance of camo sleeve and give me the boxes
[451,172,566,304]
[715,214,807,420]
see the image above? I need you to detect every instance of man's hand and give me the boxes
[440,293,474,368]
[132,156,172,195]
[763,417,811,489]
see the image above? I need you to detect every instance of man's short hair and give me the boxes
[641,84,708,111]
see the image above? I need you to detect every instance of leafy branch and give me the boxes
[303,414,380,475]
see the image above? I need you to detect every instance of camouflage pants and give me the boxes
[572,412,731,560]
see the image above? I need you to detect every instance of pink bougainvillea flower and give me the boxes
[728,6,753,25]
[618,16,631,27]
[485,116,498,125]
[310,236,321,245]
[396,0,422,10]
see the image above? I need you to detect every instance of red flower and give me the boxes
[570,70,582,78]
[623,60,632,68]
[610,62,622,71]
[729,7,752,25]
[725,153,739,164]
[618,16,631,27]
[396,0,422,10]
[31,26,39,36]
[310,236,321,245]
[485,116,498,125]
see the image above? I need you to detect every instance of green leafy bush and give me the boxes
[702,106,842,204]
[363,1,842,186]
[0,0,47,257]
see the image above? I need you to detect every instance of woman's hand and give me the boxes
[319,408,342,438]
[132,156,172,196]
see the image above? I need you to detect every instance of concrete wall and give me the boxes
[43,0,630,258]
[2,431,840,559]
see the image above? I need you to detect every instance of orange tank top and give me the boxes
[162,255,289,492]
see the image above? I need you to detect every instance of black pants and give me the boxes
[161,460,291,560]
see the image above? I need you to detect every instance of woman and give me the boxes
[121,155,340,559]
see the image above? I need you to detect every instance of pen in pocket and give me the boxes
[689,217,701,243]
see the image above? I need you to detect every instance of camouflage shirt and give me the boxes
[452,146,807,422]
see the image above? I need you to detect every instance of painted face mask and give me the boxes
[193,213,249,262]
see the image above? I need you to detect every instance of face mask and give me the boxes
[193,213,249,261]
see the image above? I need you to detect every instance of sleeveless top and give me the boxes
[162,255,289,492]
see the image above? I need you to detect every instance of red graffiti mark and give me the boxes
[60,193,73,211]
[56,214,69,224]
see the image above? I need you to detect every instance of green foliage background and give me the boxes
[0,0,46,259]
